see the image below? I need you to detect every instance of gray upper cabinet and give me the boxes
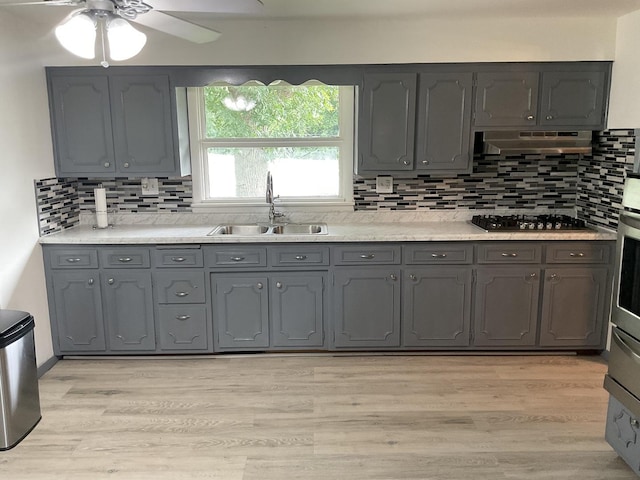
[474,72,539,127]
[358,73,417,172]
[47,69,190,178]
[415,73,473,172]
[539,71,607,127]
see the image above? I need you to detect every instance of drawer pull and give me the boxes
[66,257,82,263]
[569,252,585,258]
[171,257,186,262]
[360,254,375,259]
[176,315,191,321]
[107,278,114,285]
[633,419,639,428]
[409,274,417,281]
[431,253,447,258]
[501,253,518,257]
[529,273,537,278]
[231,256,245,262]
[295,255,307,261]
[257,282,264,290]
[390,274,397,281]
[118,257,133,263]
[276,282,283,289]
[88,278,94,285]
[175,292,189,297]
[549,273,558,280]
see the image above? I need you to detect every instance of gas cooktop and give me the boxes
[471,215,588,232]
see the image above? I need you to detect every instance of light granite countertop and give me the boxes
[38,221,617,245]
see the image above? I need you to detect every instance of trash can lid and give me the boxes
[0,310,32,338]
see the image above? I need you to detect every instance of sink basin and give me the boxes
[208,223,328,236]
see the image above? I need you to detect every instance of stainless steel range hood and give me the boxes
[482,131,593,155]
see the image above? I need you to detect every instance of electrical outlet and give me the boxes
[376,176,393,194]
[141,178,159,195]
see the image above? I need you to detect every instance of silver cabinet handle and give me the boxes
[632,419,639,428]
[231,256,245,262]
[360,254,375,259]
[104,162,111,167]
[294,255,307,261]
[176,315,190,321]
[431,253,447,258]
[390,274,397,281]
[171,257,186,262]
[422,160,428,165]
[526,115,535,120]
[402,160,410,166]
[118,257,133,263]
[88,278,94,285]
[257,282,264,290]
[546,115,553,120]
[549,273,558,280]
[569,252,585,257]
[66,257,81,263]
[276,282,283,289]
[409,274,417,281]
[501,253,518,257]
[123,162,130,168]
[529,273,537,278]
[175,292,189,297]
[108,278,114,285]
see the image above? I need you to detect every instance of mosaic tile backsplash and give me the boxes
[34,129,636,235]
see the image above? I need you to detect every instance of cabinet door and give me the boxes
[358,73,417,172]
[332,268,401,348]
[539,71,607,128]
[403,267,472,347]
[473,267,540,346]
[416,73,472,172]
[110,75,176,175]
[270,273,325,348]
[213,274,269,349]
[102,270,156,351]
[474,72,539,127]
[539,267,608,347]
[50,271,106,353]
[49,75,115,176]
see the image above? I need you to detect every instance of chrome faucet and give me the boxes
[266,171,285,224]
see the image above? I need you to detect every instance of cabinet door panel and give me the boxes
[539,71,606,127]
[359,73,416,172]
[213,275,269,349]
[416,73,472,171]
[270,273,325,348]
[474,267,540,346]
[103,271,155,351]
[49,75,115,175]
[474,72,539,127]
[539,267,608,347]
[110,75,176,174]
[51,271,106,352]
[403,267,471,347]
[332,268,401,348]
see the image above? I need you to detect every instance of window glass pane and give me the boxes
[204,85,340,139]
[206,147,340,198]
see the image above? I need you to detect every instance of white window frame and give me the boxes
[187,85,355,213]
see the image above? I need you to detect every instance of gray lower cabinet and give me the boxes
[49,270,106,353]
[473,267,541,347]
[332,267,401,348]
[102,270,155,351]
[403,267,472,347]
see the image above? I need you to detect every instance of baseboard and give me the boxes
[37,355,59,378]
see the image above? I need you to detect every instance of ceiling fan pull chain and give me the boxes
[99,20,109,68]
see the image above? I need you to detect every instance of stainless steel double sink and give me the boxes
[208,223,328,236]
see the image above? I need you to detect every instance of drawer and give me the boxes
[545,242,611,264]
[100,248,150,268]
[403,243,473,264]
[154,271,206,304]
[157,305,209,351]
[333,245,401,265]
[48,248,98,269]
[154,248,203,267]
[205,246,267,268]
[271,246,329,267]
[605,394,640,476]
[477,243,542,264]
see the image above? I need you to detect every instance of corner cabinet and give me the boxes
[47,69,190,178]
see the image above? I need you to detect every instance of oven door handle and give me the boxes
[613,328,640,365]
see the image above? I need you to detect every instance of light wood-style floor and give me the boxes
[0,354,636,479]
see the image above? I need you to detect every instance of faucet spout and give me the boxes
[266,171,285,224]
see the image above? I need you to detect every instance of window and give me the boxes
[188,81,355,211]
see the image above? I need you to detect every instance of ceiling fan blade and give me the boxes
[132,10,221,43]
[145,0,263,14]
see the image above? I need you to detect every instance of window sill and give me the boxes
[191,201,355,214]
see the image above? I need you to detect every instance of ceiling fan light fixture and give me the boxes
[54,12,97,59]
[106,17,147,61]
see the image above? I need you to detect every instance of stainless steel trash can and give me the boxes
[0,310,41,450]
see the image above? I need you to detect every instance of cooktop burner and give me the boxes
[471,215,588,232]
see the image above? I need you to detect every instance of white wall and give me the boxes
[608,9,640,128]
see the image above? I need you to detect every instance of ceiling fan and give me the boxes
[1,0,264,64]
